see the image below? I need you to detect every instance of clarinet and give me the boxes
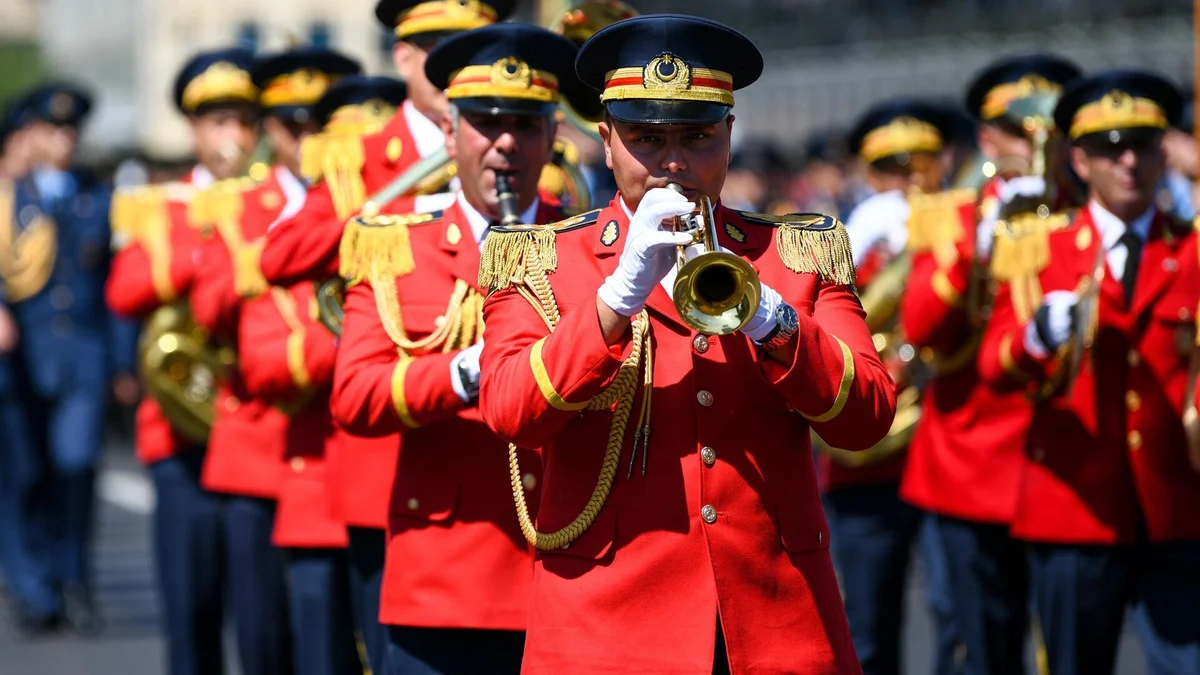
[494,172,522,227]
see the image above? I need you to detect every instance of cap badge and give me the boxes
[1103,90,1134,113]
[644,53,691,92]
[1016,74,1056,96]
[49,92,75,121]
[446,0,482,18]
[491,57,532,89]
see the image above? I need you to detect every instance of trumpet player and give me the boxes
[105,48,260,675]
[478,15,895,673]
[896,53,1081,675]
[979,70,1200,675]
[331,23,576,674]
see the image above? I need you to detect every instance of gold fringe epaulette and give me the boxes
[192,178,266,297]
[990,210,1073,324]
[338,210,444,284]
[905,188,974,267]
[110,182,196,250]
[735,210,855,286]
[300,130,370,221]
[478,209,600,292]
[188,178,256,235]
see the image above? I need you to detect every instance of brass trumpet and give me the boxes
[666,183,761,335]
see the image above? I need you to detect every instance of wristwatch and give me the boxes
[755,302,799,353]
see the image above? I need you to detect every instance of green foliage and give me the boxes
[0,41,45,112]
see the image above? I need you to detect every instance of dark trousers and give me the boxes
[1133,540,1200,675]
[223,496,293,675]
[938,516,1028,675]
[916,516,962,675]
[386,626,524,675]
[0,386,103,617]
[151,451,226,675]
[824,482,923,675]
[1029,543,1134,675]
[347,526,388,674]
[286,548,360,675]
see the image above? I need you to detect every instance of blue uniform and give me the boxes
[0,168,118,621]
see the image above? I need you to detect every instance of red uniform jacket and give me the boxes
[191,167,291,498]
[899,185,1033,524]
[261,109,428,529]
[238,280,344,548]
[479,197,895,674]
[979,206,1200,544]
[331,195,562,631]
[106,177,206,464]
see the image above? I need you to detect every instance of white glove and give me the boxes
[998,176,1046,204]
[1024,290,1078,358]
[598,188,694,316]
[450,342,484,404]
[741,282,784,342]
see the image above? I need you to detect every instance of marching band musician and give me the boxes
[478,15,896,674]
[188,47,357,675]
[330,23,580,674]
[978,70,1200,675]
[0,83,124,636]
[238,47,365,675]
[831,99,956,675]
[106,47,261,675]
[897,53,1081,675]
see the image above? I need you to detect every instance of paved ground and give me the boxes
[0,439,1148,675]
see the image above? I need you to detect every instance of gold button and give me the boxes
[697,390,713,407]
[1128,430,1143,450]
[1128,351,1141,367]
[521,473,538,491]
[701,505,717,524]
[1126,391,1141,412]
[225,396,241,412]
[693,334,710,354]
[406,497,420,511]
[1032,447,1045,462]
[700,446,717,466]
[290,457,305,472]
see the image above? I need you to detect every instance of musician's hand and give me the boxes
[0,305,17,354]
[1025,290,1078,358]
[450,342,484,405]
[597,188,694,317]
[999,176,1046,204]
[742,282,783,342]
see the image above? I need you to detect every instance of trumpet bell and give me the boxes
[673,250,761,335]
[316,277,346,337]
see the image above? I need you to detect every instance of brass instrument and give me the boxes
[996,93,1060,219]
[666,182,761,335]
[1035,230,1105,402]
[495,172,521,226]
[139,303,235,443]
[316,278,346,336]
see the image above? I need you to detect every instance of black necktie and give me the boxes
[1118,231,1142,303]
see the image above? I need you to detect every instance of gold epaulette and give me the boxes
[905,188,975,266]
[339,210,444,284]
[735,210,855,286]
[989,210,1073,284]
[188,177,256,235]
[300,131,372,220]
[478,209,601,292]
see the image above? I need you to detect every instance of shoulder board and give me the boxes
[745,211,855,286]
[990,209,1074,283]
[338,210,443,283]
[905,188,975,255]
[480,209,601,291]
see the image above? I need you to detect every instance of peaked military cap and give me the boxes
[965,53,1082,123]
[849,98,951,165]
[313,75,408,128]
[375,0,515,41]
[575,14,763,125]
[252,48,361,124]
[425,22,583,117]
[12,83,93,129]
[173,48,259,115]
[1054,69,1182,144]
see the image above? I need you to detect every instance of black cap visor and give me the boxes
[452,96,558,118]
[604,99,731,126]
[1075,126,1165,153]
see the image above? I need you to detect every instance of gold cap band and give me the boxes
[446,58,560,103]
[981,74,1062,120]
[602,54,734,106]
[395,0,498,39]
[1070,90,1168,139]
[261,71,337,109]
[860,117,943,164]
[181,62,258,112]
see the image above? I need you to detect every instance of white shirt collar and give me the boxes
[1088,199,1155,250]
[456,191,540,249]
[267,166,309,231]
[190,164,215,189]
[403,100,445,159]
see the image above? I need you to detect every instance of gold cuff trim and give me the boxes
[286,330,311,390]
[530,337,590,412]
[931,269,963,308]
[390,356,421,428]
[999,332,1033,383]
[803,337,855,424]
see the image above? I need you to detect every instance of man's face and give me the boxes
[600,116,734,211]
[394,38,448,121]
[262,115,319,176]
[188,105,259,180]
[445,109,557,220]
[1071,130,1166,220]
[978,122,1033,177]
[28,121,78,170]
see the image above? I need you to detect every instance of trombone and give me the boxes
[666,182,761,335]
